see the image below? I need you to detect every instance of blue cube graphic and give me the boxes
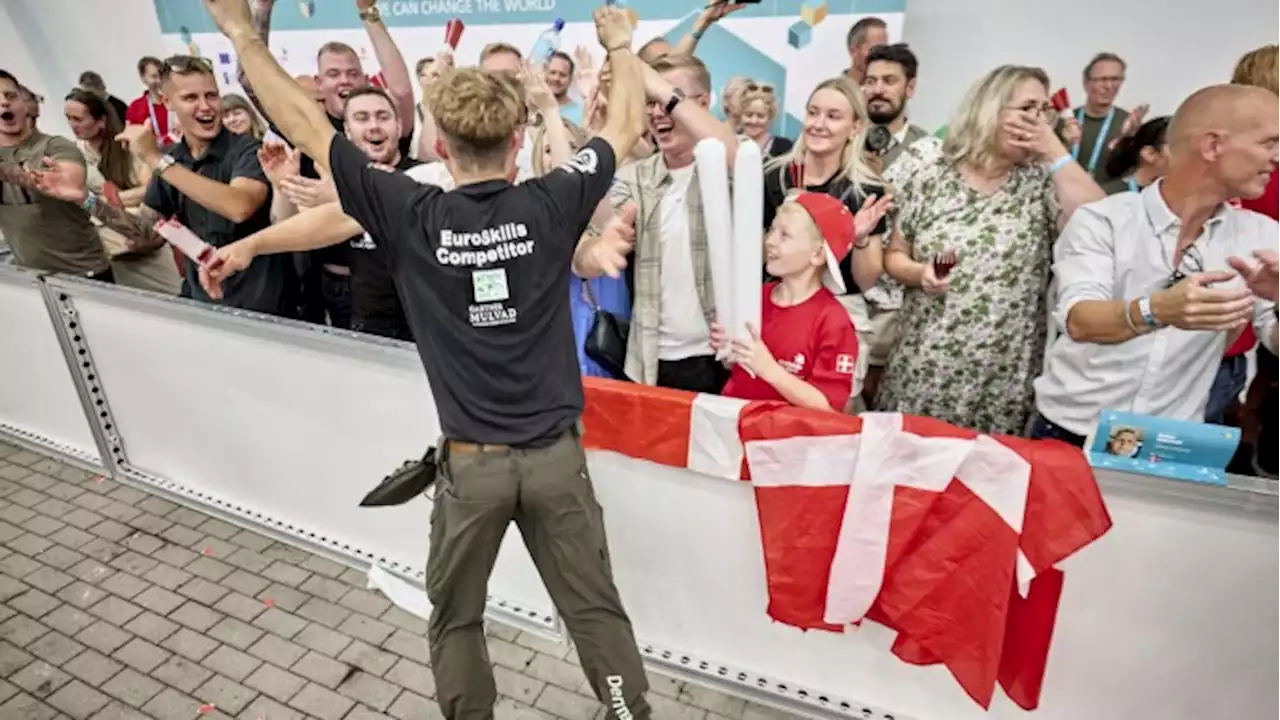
[788,20,812,49]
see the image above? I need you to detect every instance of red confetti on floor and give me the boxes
[198,704,216,714]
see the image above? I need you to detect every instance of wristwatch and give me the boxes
[152,154,177,176]
[358,5,382,22]
[664,88,686,116]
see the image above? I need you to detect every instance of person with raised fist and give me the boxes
[203,0,653,715]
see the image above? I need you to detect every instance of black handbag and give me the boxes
[360,447,438,507]
[581,279,630,381]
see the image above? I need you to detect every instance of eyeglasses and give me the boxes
[1164,244,1204,289]
[1007,101,1055,118]
[161,55,213,79]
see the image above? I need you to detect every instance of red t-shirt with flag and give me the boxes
[722,283,858,410]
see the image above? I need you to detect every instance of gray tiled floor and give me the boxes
[0,442,799,720]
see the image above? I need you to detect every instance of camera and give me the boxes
[865,124,893,155]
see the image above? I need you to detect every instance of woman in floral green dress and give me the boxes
[874,65,1105,435]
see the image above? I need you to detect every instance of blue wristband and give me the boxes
[1138,295,1160,328]
[78,193,98,212]
[1047,154,1072,174]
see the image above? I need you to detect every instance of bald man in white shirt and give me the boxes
[1031,84,1279,444]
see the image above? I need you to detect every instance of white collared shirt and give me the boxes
[1034,181,1279,435]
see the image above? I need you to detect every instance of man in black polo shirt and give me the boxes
[207,0,651,716]
[239,0,416,327]
[33,56,295,317]
[201,85,429,340]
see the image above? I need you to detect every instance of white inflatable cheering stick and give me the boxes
[731,140,764,347]
[694,139,735,361]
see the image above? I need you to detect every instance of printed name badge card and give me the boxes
[1086,410,1241,486]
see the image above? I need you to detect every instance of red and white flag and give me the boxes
[581,379,1111,710]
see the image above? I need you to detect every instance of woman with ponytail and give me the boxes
[1100,116,1169,195]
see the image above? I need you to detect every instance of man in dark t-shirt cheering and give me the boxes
[203,0,652,717]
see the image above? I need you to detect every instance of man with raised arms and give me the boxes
[200,0,653,717]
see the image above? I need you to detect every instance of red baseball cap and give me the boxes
[789,192,856,294]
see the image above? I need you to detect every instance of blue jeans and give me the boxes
[1205,354,1248,425]
[1028,413,1087,448]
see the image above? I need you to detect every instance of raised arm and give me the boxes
[201,202,362,298]
[357,0,415,129]
[236,0,276,111]
[28,158,166,253]
[592,7,645,163]
[670,0,746,58]
[641,62,738,162]
[207,0,336,172]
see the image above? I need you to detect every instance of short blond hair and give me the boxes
[650,54,711,94]
[1232,45,1279,95]
[480,42,523,64]
[737,86,777,121]
[428,67,526,170]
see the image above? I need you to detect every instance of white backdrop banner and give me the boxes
[151,0,906,136]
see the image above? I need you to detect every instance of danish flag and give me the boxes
[580,378,1111,710]
[834,353,856,375]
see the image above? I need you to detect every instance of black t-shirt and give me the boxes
[762,168,889,295]
[329,135,617,446]
[271,113,415,269]
[144,128,296,316]
[347,153,421,337]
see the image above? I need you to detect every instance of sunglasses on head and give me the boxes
[743,81,774,94]
[161,55,213,78]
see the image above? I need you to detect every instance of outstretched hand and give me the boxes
[593,4,633,51]
[1228,250,1280,303]
[199,240,257,300]
[29,157,88,205]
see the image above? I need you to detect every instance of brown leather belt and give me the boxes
[446,440,511,454]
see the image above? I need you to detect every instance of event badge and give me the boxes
[472,269,509,303]
[1084,410,1240,486]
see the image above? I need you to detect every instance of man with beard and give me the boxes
[0,69,111,280]
[31,56,295,317]
[861,43,928,168]
[200,86,434,340]
[859,43,929,407]
[237,0,415,329]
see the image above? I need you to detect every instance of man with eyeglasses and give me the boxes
[1031,84,1279,445]
[1064,53,1150,186]
[31,55,296,318]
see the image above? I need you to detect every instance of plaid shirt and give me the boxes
[610,153,720,385]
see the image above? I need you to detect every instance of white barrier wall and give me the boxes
[0,266,103,471]
[0,272,1276,720]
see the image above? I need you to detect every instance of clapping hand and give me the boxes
[853,194,893,240]
[1228,250,1280,303]
[258,141,300,186]
[1121,103,1150,137]
[1150,271,1254,331]
[583,202,637,279]
[521,62,559,114]
[28,157,88,205]
[279,174,337,210]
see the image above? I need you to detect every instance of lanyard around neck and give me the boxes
[1071,106,1115,174]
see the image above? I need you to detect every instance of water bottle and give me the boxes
[530,18,565,65]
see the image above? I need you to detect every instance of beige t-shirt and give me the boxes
[0,132,109,275]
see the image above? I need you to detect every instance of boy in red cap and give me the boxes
[711,192,860,411]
